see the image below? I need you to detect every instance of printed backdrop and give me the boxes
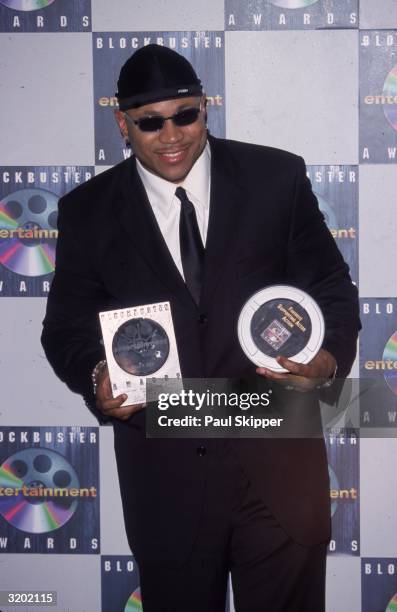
[0,0,396,610]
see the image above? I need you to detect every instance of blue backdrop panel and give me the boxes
[93,32,225,165]
[360,299,397,427]
[0,0,91,32]
[307,165,358,285]
[0,426,99,554]
[224,0,358,31]
[0,167,93,297]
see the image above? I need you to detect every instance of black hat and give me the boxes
[116,44,203,111]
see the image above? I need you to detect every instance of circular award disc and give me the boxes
[112,317,170,377]
[382,331,397,396]
[0,0,56,12]
[237,285,325,372]
[269,0,319,8]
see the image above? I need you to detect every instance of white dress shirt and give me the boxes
[136,142,211,279]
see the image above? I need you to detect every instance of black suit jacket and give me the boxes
[42,135,360,563]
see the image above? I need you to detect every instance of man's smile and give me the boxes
[157,147,190,164]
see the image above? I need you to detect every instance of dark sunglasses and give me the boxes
[124,106,202,133]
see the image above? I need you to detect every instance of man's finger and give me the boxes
[256,367,300,386]
[106,403,146,420]
[276,355,311,377]
[256,365,306,381]
[99,393,128,413]
[256,367,317,392]
[256,366,289,381]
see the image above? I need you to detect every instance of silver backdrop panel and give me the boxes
[99,428,130,555]
[0,554,100,611]
[360,439,397,558]
[225,30,358,164]
[0,33,94,167]
[360,0,397,30]
[359,165,397,297]
[0,298,96,426]
[92,0,225,32]
[326,557,362,612]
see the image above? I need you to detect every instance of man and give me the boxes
[42,45,360,611]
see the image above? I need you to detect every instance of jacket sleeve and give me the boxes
[41,193,109,421]
[285,157,361,378]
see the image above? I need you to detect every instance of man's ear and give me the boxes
[202,95,208,123]
[114,110,130,145]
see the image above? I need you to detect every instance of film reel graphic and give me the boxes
[382,331,397,396]
[0,0,56,11]
[328,464,340,518]
[0,448,79,534]
[269,0,319,8]
[125,588,142,611]
[383,65,397,132]
[316,194,339,232]
[112,318,170,377]
[386,594,397,612]
[0,187,58,277]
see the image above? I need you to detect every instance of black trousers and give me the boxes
[138,440,327,612]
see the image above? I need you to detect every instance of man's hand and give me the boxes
[256,348,337,392]
[95,365,146,420]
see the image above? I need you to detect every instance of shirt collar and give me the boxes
[181,142,211,207]
[136,141,211,216]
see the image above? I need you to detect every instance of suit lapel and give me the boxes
[114,157,194,308]
[200,137,244,307]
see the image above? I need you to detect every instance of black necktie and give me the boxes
[175,186,205,305]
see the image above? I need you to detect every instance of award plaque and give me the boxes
[238,285,325,372]
[99,301,181,405]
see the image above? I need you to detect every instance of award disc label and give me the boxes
[250,298,312,358]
